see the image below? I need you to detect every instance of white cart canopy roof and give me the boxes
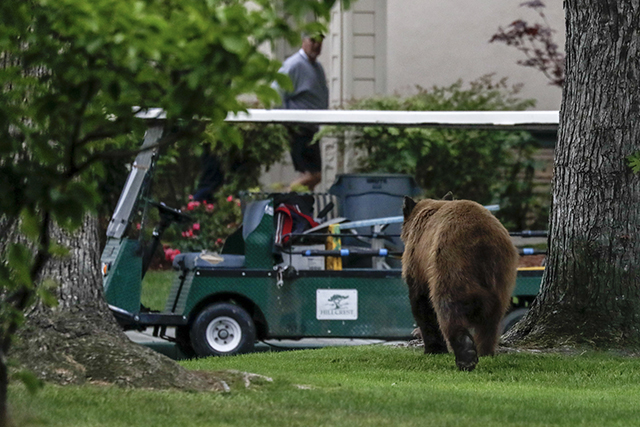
[136,108,559,131]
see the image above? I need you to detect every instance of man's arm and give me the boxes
[271,60,301,108]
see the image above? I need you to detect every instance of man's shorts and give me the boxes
[289,125,321,173]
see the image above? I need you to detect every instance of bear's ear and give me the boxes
[442,191,454,200]
[403,196,417,219]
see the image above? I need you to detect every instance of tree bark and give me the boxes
[10,215,226,391]
[505,1,640,348]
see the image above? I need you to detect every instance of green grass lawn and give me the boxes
[10,345,640,426]
[140,269,174,311]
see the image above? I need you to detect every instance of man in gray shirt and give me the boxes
[274,33,329,191]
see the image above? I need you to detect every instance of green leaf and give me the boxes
[12,370,44,395]
[221,35,249,55]
[37,279,60,308]
[8,243,34,289]
[627,152,640,173]
[274,73,294,92]
[254,85,281,107]
[19,208,40,240]
[49,243,70,257]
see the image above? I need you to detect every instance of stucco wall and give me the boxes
[386,1,565,110]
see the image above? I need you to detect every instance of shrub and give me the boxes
[162,192,243,258]
[325,75,548,230]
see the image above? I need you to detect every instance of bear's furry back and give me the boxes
[401,199,518,307]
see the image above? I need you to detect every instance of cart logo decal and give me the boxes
[316,289,358,320]
[328,294,349,309]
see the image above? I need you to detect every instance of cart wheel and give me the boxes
[501,308,529,334]
[190,303,256,357]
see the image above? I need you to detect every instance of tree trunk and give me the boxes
[505,1,640,348]
[10,215,226,391]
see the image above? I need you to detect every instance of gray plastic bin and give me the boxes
[328,174,422,266]
[329,174,421,220]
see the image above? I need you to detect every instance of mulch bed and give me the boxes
[518,254,545,268]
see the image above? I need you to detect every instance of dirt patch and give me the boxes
[11,310,227,392]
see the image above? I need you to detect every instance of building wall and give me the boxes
[326,0,388,107]
[386,0,564,110]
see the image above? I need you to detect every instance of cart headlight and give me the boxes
[102,262,110,277]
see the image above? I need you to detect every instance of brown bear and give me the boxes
[401,197,518,371]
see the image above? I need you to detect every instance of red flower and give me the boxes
[192,223,200,231]
[216,238,223,245]
[165,248,181,261]
[187,201,196,211]
[226,195,233,202]
[188,194,194,200]
[206,203,215,212]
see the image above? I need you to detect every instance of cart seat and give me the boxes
[172,252,245,270]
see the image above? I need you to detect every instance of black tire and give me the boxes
[190,303,256,357]
[501,308,529,335]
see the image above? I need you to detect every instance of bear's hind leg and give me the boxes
[450,331,478,372]
[468,292,505,357]
[473,307,504,357]
[436,301,478,371]
[410,293,447,354]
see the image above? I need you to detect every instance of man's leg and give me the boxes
[288,126,322,191]
[194,151,224,202]
[289,170,321,191]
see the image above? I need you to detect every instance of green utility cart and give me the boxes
[100,125,544,357]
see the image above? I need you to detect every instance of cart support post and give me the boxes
[106,124,164,238]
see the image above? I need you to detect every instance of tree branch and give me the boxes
[68,78,100,172]
[490,1,565,87]
[75,119,131,148]
[65,121,206,179]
